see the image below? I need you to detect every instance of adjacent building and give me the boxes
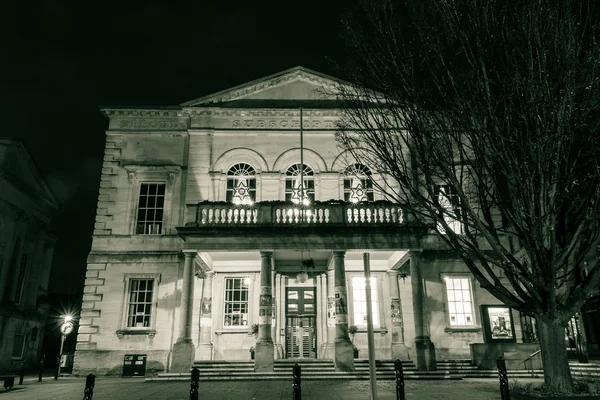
[0,139,58,372]
[74,66,592,376]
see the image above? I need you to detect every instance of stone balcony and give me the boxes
[184,200,408,227]
[177,201,423,251]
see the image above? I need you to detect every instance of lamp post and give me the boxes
[56,315,73,379]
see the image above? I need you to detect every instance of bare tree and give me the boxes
[335,0,600,391]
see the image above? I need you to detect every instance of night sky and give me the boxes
[4,0,351,294]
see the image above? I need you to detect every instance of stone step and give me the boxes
[149,370,460,382]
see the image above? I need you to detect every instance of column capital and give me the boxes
[387,270,400,277]
[204,270,215,278]
[332,251,346,258]
[183,250,198,258]
[260,251,274,257]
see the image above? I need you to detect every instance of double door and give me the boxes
[285,287,316,358]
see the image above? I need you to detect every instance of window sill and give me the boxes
[215,329,252,335]
[355,327,388,334]
[116,329,156,338]
[444,327,481,333]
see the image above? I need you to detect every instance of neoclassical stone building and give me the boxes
[74,66,543,375]
[0,139,58,372]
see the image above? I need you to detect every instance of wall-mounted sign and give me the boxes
[481,305,516,343]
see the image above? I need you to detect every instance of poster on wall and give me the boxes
[481,305,516,343]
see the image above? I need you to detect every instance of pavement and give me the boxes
[0,375,546,400]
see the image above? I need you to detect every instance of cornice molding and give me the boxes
[182,108,344,118]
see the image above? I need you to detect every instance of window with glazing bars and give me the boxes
[223,278,249,327]
[352,277,379,326]
[226,163,256,204]
[445,277,474,326]
[344,164,374,203]
[136,183,165,234]
[435,184,463,234]
[285,163,314,204]
[127,278,154,328]
[13,253,28,303]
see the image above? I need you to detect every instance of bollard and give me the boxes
[83,373,95,400]
[19,360,25,385]
[38,355,45,382]
[292,363,301,400]
[190,367,199,400]
[497,357,511,400]
[55,355,60,380]
[394,359,406,400]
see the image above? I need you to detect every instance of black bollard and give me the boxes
[497,357,511,400]
[55,355,60,380]
[83,373,95,400]
[394,359,406,400]
[38,355,45,382]
[19,360,25,385]
[190,367,199,400]
[292,363,301,400]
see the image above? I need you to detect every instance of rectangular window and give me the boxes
[136,183,165,235]
[445,277,474,326]
[13,253,28,303]
[224,278,249,327]
[435,185,463,234]
[11,333,26,359]
[352,277,379,326]
[126,278,154,328]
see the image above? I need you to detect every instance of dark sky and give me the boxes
[3,0,351,294]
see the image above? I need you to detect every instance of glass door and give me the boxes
[285,287,316,358]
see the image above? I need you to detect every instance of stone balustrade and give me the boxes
[185,201,406,227]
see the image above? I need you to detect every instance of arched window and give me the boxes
[285,163,314,205]
[226,163,256,204]
[344,164,374,203]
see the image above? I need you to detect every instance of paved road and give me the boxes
[1,376,544,399]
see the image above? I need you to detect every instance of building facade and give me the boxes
[0,139,58,372]
[74,67,542,375]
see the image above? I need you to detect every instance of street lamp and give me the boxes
[55,315,74,379]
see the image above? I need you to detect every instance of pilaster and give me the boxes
[333,251,354,371]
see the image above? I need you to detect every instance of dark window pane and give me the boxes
[156,184,165,195]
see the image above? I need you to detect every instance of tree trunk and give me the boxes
[537,318,574,392]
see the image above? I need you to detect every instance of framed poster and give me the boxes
[481,305,516,343]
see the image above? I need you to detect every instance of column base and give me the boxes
[320,342,334,360]
[170,339,195,373]
[195,342,213,361]
[334,338,355,371]
[254,341,274,372]
[391,342,411,361]
[414,337,436,371]
[274,344,284,360]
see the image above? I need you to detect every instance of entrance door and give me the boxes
[285,287,316,358]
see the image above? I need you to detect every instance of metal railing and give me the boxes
[522,349,541,378]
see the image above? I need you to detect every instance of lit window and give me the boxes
[352,277,379,326]
[436,185,463,234]
[344,164,374,203]
[285,163,314,205]
[13,253,28,303]
[226,163,256,205]
[11,333,26,359]
[126,278,154,328]
[136,183,165,234]
[445,277,474,326]
[224,278,249,327]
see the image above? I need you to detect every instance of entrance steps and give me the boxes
[146,359,600,382]
[146,359,461,381]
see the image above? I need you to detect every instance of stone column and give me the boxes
[171,250,197,372]
[196,271,214,360]
[273,272,284,359]
[255,251,274,371]
[410,255,436,371]
[322,268,336,359]
[387,270,409,360]
[333,251,354,371]
[316,274,323,357]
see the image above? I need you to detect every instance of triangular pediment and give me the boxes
[182,66,349,107]
[0,140,58,208]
